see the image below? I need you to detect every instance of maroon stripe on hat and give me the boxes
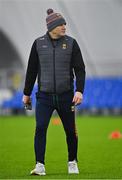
[47,16,62,25]
[46,13,57,20]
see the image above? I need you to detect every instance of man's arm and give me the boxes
[71,39,86,105]
[23,40,39,104]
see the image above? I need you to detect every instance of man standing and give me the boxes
[23,8,85,175]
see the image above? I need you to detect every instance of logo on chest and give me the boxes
[62,43,67,49]
[42,45,48,48]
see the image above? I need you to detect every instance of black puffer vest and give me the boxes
[36,34,74,94]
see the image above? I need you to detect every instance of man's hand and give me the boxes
[22,95,32,110]
[22,95,31,104]
[72,91,83,105]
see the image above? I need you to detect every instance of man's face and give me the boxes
[51,24,66,37]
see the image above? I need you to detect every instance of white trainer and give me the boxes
[68,160,79,174]
[30,162,46,175]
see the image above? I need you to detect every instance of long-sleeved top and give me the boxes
[23,33,86,96]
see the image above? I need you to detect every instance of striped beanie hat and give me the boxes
[46,8,66,31]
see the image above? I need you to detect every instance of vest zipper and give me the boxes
[53,48,56,93]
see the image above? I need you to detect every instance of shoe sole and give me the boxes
[68,171,79,174]
[68,172,79,174]
[30,171,46,176]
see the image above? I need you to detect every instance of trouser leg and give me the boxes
[35,97,54,164]
[57,108,78,161]
[57,92,78,162]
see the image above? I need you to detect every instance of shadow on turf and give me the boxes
[29,172,80,178]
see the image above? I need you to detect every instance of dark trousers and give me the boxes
[34,90,78,164]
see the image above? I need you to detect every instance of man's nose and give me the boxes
[62,24,66,29]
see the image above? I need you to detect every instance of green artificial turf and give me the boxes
[0,115,122,179]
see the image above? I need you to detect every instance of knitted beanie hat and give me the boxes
[46,8,66,31]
